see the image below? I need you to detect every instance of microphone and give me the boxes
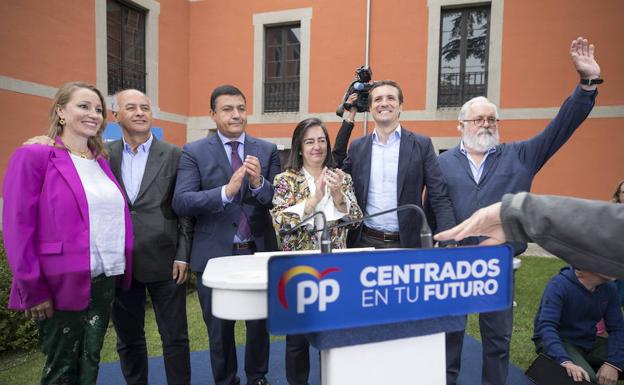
[328,204,433,248]
[279,211,332,253]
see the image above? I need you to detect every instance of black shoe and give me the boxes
[248,377,270,385]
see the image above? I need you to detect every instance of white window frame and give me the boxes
[252,8,312,124]
[425,0,503,118]
[95,0,160,106]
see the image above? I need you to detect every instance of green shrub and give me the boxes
[0,230,196,352]
[0,232,38,352]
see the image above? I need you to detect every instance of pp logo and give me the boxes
[278,266,341,314]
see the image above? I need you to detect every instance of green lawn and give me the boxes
[0,256,578,385]
[466,255,566,370]
[0,291,284,385]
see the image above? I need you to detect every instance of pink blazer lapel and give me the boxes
[49,147,90,225]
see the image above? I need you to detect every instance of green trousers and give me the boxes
[538,337,622,383]
[38,275,115,385]
[561,337,622,382]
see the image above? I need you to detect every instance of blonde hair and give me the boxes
[47,81,108,159]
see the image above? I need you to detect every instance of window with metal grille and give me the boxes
[107,0,146,95]
[264,24,301,113]
[438,5,490,108]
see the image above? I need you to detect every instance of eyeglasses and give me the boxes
[463,117,500,127]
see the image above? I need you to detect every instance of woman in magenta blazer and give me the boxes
[2,81,133,385]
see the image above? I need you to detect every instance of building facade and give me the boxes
[1,0,622,216]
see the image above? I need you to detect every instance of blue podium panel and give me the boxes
[268,245,513,334]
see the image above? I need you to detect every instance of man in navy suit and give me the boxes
[172,85,280,385]
[438,37,601,385]
[342,80,455,248]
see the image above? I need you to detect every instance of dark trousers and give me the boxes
[285,334,310,385]
[196,247,269,385]
[112,278,191,385]
[38,275,115,385]
[446,305,514,385]
[537,337,623,383]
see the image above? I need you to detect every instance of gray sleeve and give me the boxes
[501,192,624,278]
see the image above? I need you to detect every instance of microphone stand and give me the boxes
[279,211,332,253]
[328,204,433,248]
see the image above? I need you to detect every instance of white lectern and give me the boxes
[202,249,519,385]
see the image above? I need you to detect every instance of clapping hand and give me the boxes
[225,167,245,199]
[244,155,263,188]
[304,171,326,215]
[324,168,346,208]
[324,168,344,199]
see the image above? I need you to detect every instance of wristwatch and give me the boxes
[580,78,603,86]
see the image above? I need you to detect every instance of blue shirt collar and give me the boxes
[123,133,154,154]
[217,130,245,146]
[459,140,496,156]
[372,124,402,144]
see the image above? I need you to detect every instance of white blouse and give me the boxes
[70,154,126,278]
[284,166,350,230]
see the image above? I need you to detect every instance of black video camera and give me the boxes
[336,65,373,117]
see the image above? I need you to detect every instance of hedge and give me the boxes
[0,232,39,352]
[0,231,198,352]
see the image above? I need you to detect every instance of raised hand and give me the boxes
[570,36,601,80]
[344,93,358,122]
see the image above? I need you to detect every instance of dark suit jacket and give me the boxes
[172,133,281,272]
[342,127,455,248]
[108,138,193,283]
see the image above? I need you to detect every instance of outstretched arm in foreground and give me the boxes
[434,202,505,246]
[435,192,624,278]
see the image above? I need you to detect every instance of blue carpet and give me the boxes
[457,336,534,385]
[97,336,533,385]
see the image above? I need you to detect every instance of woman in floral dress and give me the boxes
[271,117,362,385]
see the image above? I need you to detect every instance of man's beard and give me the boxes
[462,127,500,152]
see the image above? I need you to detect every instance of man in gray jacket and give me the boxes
[109,89,193,385]
[434,192,624,278]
